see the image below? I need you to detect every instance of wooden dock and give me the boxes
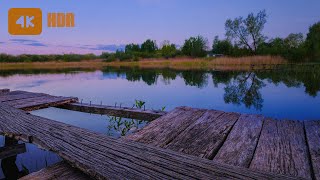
[0,89,319,179]
[124,107,320,179]
[0,103,295,180]
[0,89,78,111]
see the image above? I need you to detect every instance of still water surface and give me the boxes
[1,66,319,120]
[0,66,319,178]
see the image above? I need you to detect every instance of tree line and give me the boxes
[102,10,319,62]
[0,10,319,63]
[213,10,320,61]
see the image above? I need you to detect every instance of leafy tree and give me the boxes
[115,50,133,61]
[258,38,286,55]
[225,10,267,53]
[160,40,177,59]
[212,36,233,55]
[181,36,208,57]
[284,33,304,49]
[305,22,320,60]
[141,39,158,53]
[125,43,140,53]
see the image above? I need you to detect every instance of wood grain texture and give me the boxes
[250,118,312,179]
[20,162,90,180]
[0,90,78,111]
[164,111,239,159]
[4,95,78,110]
[59,103,166,121]
[0,103,296,180]
[0,143,26,159]
[124,107,207,147]
[304,120,320,180]
[214,114,264,167]
[0,89,10,94]
[0,91,47,102]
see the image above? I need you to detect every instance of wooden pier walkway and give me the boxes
[0,89,319,179]
[125,107,320,180]
[0,103,294,180]
[0,89,78,111]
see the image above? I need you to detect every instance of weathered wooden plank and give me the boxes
[0,89,10,94]
[4,95,65,106]
[250,118,312,179]
[0,103,296,180]
[4,95,78,111]
[124,107,207,147]
[304,120,320,180]
[20,162,90,180]
[0,143,26,159]
[164,111,239,159]
[214,114,264,167]
[59,103,166,121]
[0,91,48,102]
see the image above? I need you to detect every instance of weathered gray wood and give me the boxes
[125,107,207,147]
[59,103,166,121]
[0,91,48,102]
[0,89,10,94]
[3,95,78,111]
[0,103,296,180]
[304,120,320,180]
[0,90,78,111]
[20,162,90,180]
[164,111,239,159]
[214,114,264,167]
[0,143,26,159]
[250,118,312,179]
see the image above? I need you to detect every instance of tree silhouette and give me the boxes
[224,72,266,110]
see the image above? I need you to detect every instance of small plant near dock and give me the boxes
[135,100,145,109]
[107,116,145,137]
[161,106,166,111]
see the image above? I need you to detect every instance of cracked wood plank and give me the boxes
[164,110,239,159]
[214,114,264,167]
[250,118,312,179]
[0,103,296,179]
[304,120,320,180]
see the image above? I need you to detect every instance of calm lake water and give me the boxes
[0,66,319,178]
[1,66,320,121]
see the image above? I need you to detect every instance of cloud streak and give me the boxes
[10,39,47,47]
[79,44,126,52]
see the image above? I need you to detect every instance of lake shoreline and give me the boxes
[0,56,290,71]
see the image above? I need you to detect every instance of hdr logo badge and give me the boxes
[8,8,42,35]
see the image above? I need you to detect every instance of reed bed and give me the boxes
[0,56,287,71]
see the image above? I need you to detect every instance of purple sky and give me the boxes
[0,0,319,55]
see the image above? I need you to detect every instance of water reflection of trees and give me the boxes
[256,65,320,97]
[102,66,320,111]
[181,71,208,88]
[222,72,266,110]
[0,68,94,77]
[107,116,146,137]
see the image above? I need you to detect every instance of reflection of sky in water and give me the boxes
[31,108,148,138]
[0,136,61,179]
[1,70,320,120]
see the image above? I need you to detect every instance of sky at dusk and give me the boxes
[0,0,319,55]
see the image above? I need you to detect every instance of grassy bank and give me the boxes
[0,56,287,71]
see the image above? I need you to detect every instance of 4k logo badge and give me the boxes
[8,8,42,35]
